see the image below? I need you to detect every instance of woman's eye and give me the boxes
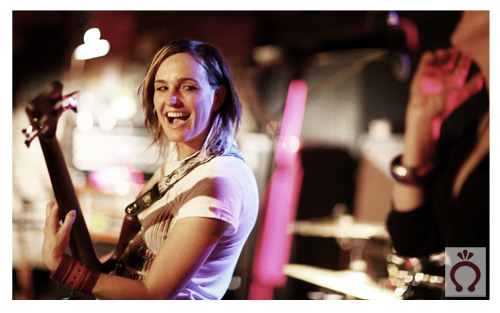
[155,86,167,91]
[182,85,197,91]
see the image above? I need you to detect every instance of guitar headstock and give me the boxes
[23,81,78,147]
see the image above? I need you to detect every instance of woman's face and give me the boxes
[153,53,224,154]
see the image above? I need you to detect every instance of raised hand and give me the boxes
[408,48,484,140]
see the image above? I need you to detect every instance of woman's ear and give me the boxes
[213,85,226,111]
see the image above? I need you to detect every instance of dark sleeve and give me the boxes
[386,202,444,258]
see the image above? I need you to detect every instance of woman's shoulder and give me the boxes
[188,148,256,195]
[210,147,255,179]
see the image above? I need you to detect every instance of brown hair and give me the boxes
[139,40,242,158]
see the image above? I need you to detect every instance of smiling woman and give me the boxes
[42,40,259,300]
[140,40,242,161]
[151,53,226,159]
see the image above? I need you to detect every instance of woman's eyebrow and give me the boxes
[179,77,200,84]
[154,77,200,84]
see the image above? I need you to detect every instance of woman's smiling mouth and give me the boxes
[167,111,190,126]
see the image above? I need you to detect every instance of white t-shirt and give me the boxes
[117,143,259,300]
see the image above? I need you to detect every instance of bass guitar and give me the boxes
[23,81,140,296]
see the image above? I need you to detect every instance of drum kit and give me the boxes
[286,214,445,300]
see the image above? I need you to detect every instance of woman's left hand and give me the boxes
[42,199,76,272]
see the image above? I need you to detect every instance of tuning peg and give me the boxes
[61,91,79,113]
[22,125,39,148]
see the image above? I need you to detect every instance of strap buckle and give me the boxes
[125,183,161,216]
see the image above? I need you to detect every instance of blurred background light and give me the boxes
[98,108,117,131]
[112,88,137,120]
[114,180,130,196]
[76,112,94,132]
[88,166,128,189]
[387,11,400,26]
[87,166,142,197]
[90,214,105,229]
[74,27,110,60]
[78,91,97,111]
[83,28,101,44]
[118,143,133,160]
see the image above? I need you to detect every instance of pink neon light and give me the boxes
[275,80,308,167]
[249,79,307,299]
[254,162,304,283]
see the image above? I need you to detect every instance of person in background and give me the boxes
[386,10,489,294]
[42,40,259,300]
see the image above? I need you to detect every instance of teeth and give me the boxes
[167,112,188,118]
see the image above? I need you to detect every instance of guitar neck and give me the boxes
[39,136,102,270]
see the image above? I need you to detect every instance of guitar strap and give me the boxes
[125,144,245,217]
[125,151,214,216]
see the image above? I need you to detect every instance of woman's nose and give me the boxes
[168,94,181,106]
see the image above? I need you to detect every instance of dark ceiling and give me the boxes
[12,10,463,107]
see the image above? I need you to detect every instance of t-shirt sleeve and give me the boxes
[175,175,245,234]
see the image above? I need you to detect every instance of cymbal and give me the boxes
[293,217,389,239]
[284,264,401,300]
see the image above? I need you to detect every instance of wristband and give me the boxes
[50,254,101,295]
[390,154,435,185]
